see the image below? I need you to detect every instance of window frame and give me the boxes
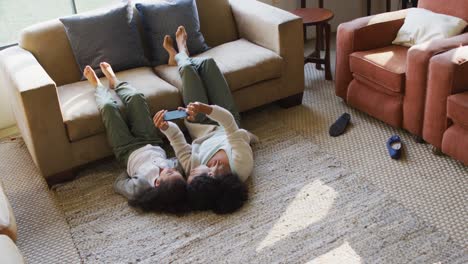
[0,0,79,50]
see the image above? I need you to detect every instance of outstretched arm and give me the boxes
[186,103,239,135]
[114,172,147,200]
[153,110,192,174]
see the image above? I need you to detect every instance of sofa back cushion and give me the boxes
[196,0,238,47]
[135,0,209,66]
[19,0,238,86]
[60,4,148,78]
[418,0,468,22]
[20,19,82,86]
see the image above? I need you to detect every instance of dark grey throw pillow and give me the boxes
[60,4,148,78]
[135,0,209,66]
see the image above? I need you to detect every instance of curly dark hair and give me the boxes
[187,173,248,214]
[129,177,188,215]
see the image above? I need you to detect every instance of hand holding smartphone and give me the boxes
[163,109,188,121]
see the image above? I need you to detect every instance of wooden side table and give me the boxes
[292,8,334,80]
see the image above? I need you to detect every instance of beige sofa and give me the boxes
[0,0,304,184]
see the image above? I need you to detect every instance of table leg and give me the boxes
[386,0,391,11]
[315,24,323,70]
[367,0,371,15]
[303,25,307,41]
[324,23,332,80]
[402,0,407,9]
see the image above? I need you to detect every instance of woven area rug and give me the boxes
[52,108,466,263]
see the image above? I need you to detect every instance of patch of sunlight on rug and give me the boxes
[257,180,337,251]
[307,241,362,264]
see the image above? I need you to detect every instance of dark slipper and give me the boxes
[387,135,402,160]
[329,113,351,137]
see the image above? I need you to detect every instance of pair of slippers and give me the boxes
[329,113,403,159]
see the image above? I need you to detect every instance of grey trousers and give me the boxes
[176,52,241,126]
[95,82,162,165]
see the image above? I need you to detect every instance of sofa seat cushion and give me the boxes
[154,38,283,92]
[447,92,468,129]
[0,182,17,242]
[350,45,408,93]
[58,67,182,142]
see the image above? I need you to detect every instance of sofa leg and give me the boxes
[278,92,303,108]
[431,145,443,156]
[46,169,76,188]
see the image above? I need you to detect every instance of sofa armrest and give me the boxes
[403,32,468,136]
[0,46,72,177]
[423,45,468,148]
[229,0,304,97]
[335,9,408,99]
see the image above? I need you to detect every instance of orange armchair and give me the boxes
[335,0,468,140]
[423,46,468,164]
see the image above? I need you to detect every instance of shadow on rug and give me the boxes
[53,113,466,263]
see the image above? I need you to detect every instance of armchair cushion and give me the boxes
[447,92,468,129]
[393,8,467,47]
[154,39,282,92]
[350,45,408,93]
[58,67,182,142]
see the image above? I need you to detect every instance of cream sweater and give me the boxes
[161,105,254,182]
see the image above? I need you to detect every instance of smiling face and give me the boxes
[155,168,184,187]
[187,161,231,184]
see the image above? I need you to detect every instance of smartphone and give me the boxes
[164,109,188,121]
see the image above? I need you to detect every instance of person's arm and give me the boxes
[113,171,146,200]
[153,110,192,173]
[186,103,239,135]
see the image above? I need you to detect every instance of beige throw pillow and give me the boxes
[393,8,468,47]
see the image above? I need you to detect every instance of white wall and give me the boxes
[0,84,15,129]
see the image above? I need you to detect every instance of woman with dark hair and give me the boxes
[153,26,256,214]
[83,62,187,214]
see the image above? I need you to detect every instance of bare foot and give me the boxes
[83,66,101,88]
[163,35,177,66]
[176,26,189,56]
[100,62,119,89]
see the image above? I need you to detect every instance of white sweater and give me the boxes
[161,105,254,182]
[113,145,175,200]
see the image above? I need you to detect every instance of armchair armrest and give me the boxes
[336,9,408,99]
[0,46,72,177]
[423,45,468,148]
[404,32,468,136]
[229,0,304,97]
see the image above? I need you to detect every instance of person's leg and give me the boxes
[100,62,163,145]
[173,25,240,125]
[191,57,241,126]
[175,52,214,124]
[95,84,141,165]
[84,65,139,165]
[115,82,163,144]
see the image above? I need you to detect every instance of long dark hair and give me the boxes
[187,173,248,214]
[129,177,188,215]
